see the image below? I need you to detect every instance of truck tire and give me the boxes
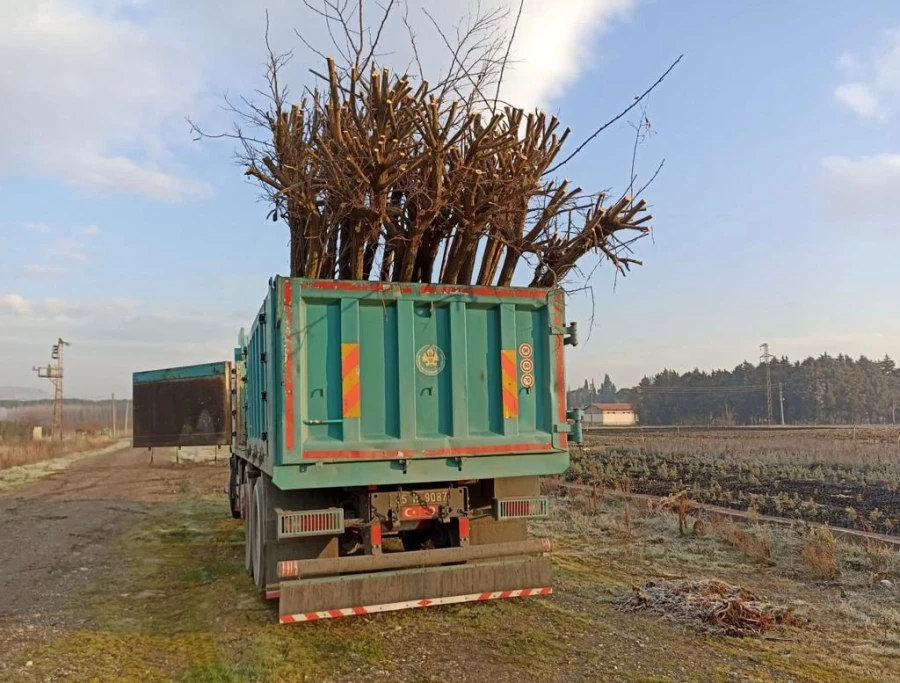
[252,480,266,591]
[228,457,241,519]
[244,473,255,575]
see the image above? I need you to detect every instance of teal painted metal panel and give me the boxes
[272,451,569,490]
[133,362,227,384]
[239,277,569,487]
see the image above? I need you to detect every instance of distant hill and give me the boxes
[0,386,51,401]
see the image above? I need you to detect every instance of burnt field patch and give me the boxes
[571,428,900,536]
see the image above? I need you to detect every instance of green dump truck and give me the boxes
[132,276,580,623]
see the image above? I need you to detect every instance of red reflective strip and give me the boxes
[352,606,367,616]
[328,609,344,619]
[539,587,552,595]
[342,343,361,419]
[499,590,512,599]
[500,352,517,376]
[341,344,360,378]
[304,612,321,621]
[302,442,554,460]
[458,517,469,540]
[284,280,295,451]
[342,382,361,416]
[501,349,519,419]
[280,614,296,624]
[479,593,493,601]
[370,524,382,545]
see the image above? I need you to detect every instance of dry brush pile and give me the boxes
[203,1,676,288]
[616,579,799,637]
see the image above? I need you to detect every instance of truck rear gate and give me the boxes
[132,277,578,622]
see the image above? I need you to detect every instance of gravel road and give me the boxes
[0,446,225,625]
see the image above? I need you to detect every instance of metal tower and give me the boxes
[760,343,774,425]
[33,338,69,442]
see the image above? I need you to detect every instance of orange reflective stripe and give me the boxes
[501,349,518,419]
[342,343,361,418]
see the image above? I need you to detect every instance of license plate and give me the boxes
[398,489,448,506]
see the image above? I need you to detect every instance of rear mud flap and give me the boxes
[279,556,552,623]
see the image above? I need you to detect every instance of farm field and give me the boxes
[0,445,898,681]
[571,427,900,536]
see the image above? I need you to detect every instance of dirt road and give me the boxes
[0,446,225,620]
[0,447,227,680]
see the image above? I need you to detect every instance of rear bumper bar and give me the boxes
[281,586,552,623]
[278,538,551,579]
[278,552,553,624]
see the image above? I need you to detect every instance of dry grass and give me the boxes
[709,516,774,565]
[0,435,110,470]
[802,526,842,580]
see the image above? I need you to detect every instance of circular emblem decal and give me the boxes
[416,345,446,376]
[521,373,535,388]
[520,358,534,373]
[518,343,533,358]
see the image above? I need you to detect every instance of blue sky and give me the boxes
[1,0,899,398]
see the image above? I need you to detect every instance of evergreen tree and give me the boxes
[632,353,900,425]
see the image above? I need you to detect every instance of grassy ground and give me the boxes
[6,470,900,683]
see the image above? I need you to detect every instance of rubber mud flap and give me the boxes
[279,556,552,620]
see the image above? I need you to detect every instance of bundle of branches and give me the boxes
[218,2,674,288]
[616,580,800,637]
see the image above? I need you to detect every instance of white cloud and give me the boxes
[25,222,51,234]
[834,82,883,119]
[834,29,900,120]
[45,238,88,262]
[0,1,635,204]
[23,265,66,277]
[0,294,31,314]
[0,2,212,203]
[80,225,102,237]
[492,0,635,110]
[820,153,900,222]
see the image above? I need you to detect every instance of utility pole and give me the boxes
[124,399,130,435]
[778,382,785,425]
[760,343,774,425]
[112,393,117,438]
[33,338,69,442]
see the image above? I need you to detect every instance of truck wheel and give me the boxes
[228,457,241,519]
[244,473,255,575]
[252,480,266,591]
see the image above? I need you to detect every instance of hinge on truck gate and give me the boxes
[258,313,266,324]
[261,391,267,401]
[260,352,267,363]
[550,321,578,347]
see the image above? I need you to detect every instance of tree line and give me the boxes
[589,354,900,425]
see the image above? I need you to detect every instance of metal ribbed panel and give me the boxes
[494,496,549,520]
[276,508,345,539]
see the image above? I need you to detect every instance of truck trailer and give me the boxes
[132,276,581,623]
